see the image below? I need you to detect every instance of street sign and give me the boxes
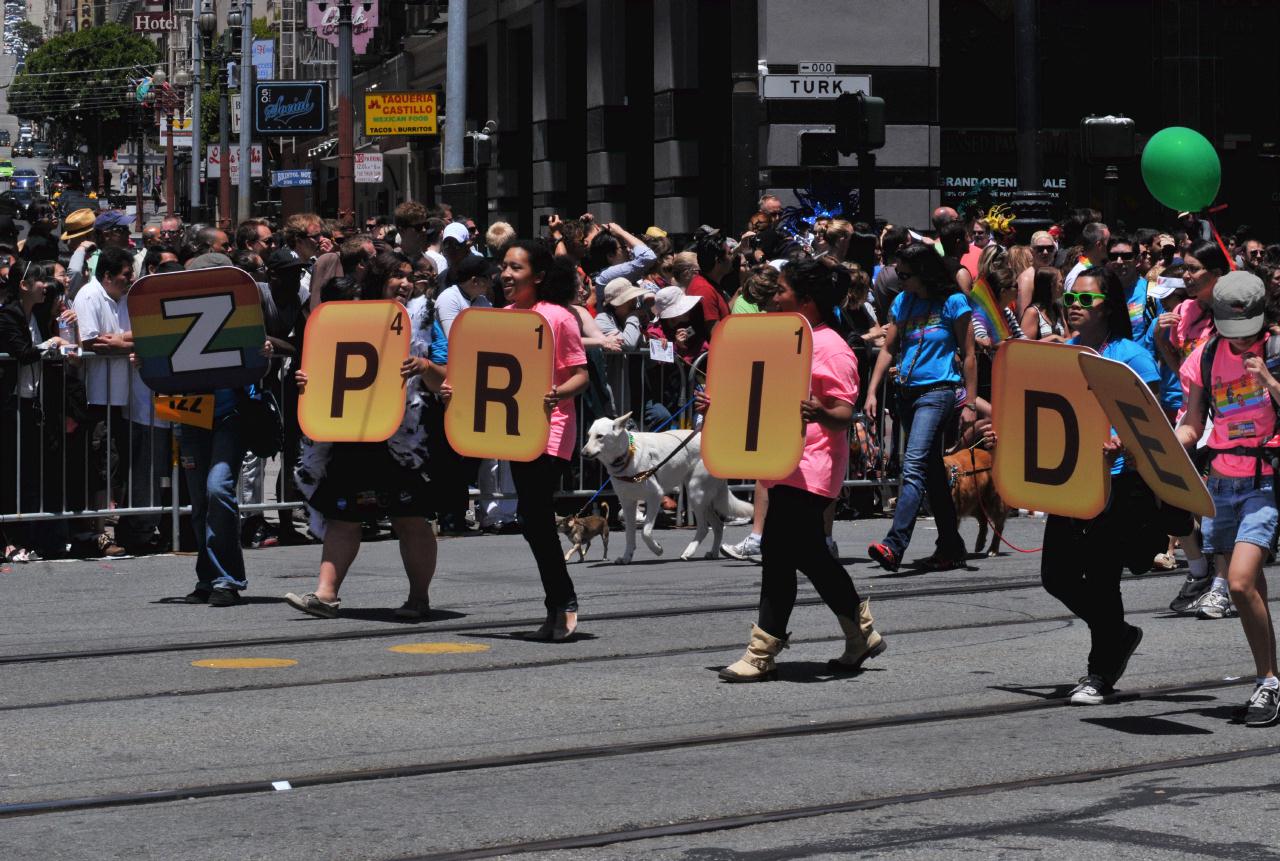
[159,116,193,148]
[206,144,263,181]
[762,74,870,100]
[251,39,274,80]
[797,61,836,75]
[231,93,241,134]
[132,12,177,31]
[363,91,436,136]
[271,169,313,188]
[254,82,328,135]
[354,152,383,183]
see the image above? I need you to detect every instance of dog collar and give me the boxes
[607,433,637,472]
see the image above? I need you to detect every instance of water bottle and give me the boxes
[57,300,78,351]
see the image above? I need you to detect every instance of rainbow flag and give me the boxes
[969,277,1010,343]
[127,267,268,394]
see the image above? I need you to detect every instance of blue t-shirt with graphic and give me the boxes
[1069,336,1160,475]
[1141,320,1182,414]
[891,291,972,386]
[1126,277,1149,340]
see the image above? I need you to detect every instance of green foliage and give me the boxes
[8,24,163,160]
[251,17,275,40]
[12,21,45,54]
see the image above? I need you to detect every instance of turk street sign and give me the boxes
[762,74,871,99]
[254,81,328,135]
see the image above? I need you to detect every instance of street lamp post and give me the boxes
[336,0,354,226]
[192,2,217,222]
[222,12,240,226]
[237,0,251,221]
[152,69,177,216]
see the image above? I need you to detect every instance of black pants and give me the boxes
[511,454,578,613]
[1041,471,1145,678]
[757,484,861,638]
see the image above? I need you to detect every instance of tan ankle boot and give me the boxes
[719,624,787,682]
[828,598,887,671]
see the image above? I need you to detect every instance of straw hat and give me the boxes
[60,208,97,241]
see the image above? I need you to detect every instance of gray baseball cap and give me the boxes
[1212,270,1267,338]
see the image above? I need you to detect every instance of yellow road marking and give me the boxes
[387,642,490,655]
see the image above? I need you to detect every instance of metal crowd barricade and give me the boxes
[1,346,905,548]
[0,352,307,553]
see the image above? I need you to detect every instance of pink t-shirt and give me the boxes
[1171,298,1215,421]
[1182,332,1277,478]
[533,301,587,461]
[763,325,859,499]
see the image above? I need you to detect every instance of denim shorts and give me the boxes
[1202,475,1279,554]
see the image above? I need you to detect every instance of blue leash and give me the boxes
[574,397,698,516]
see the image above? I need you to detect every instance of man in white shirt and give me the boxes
[1064,222,1110,294]
[72,246,138,557]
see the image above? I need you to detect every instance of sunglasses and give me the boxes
[1063,291,1107,308]
[1033,245,1054,253]
[1107,251,1136,261]
[1249,250,1265,258]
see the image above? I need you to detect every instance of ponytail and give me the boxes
[782,258,849,329]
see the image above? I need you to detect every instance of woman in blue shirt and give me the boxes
[1045,266,1162,707]
[864,243,977,572]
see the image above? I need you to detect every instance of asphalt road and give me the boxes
[0,514,1274,860]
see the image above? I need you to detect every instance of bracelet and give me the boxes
[961,403,977,412]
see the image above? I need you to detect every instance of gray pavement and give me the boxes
[0,514,1276,860]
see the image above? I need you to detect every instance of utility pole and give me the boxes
[336,0,354,226]
[442,0,467,178]
[190,14,204,221]
[237,0,252,222]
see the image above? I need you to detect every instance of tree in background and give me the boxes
[12,21,45,55]
[8,24,162,166]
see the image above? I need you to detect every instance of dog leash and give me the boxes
[572,398,698,518]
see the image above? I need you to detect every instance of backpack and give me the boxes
[1197,333,1280,482]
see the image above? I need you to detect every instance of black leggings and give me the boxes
[1041,472,1146,678]
[757,484,861,638]
[510,454,578,613]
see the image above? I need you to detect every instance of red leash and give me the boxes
[977,495,1043,554]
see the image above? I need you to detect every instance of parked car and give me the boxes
[31,142,51,158]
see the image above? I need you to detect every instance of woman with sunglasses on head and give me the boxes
[1042,267,1160,706]
[864,242,977,573]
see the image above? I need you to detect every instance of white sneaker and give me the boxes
[1068,675,1112,705]
[722,534,762,562]
[1195,588,1236,620]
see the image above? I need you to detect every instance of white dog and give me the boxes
[581,413,754,563]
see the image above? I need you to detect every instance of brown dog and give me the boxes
[943,446,1008,557]
[558,502,610,563]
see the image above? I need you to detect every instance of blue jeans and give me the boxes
[883,386,964,560]
[179,413,248,592]
[1203,475,1279,554]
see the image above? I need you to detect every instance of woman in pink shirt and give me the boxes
[502,240,590,641]
[706,259,887,682]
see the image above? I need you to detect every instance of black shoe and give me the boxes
[1169,575,1212,613]
[209,588,243,607]
[1105,624,1144,687]
[481,521,521,535]
[183,589,211,604]
[1244,684,1280,727]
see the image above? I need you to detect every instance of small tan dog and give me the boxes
[943,446,1008,557]
[558,502,610,563]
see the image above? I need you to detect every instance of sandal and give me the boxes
[284,591,340,619]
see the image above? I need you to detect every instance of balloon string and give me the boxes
[1208,218,1236,271]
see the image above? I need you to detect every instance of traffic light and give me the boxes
[834,91,885,155]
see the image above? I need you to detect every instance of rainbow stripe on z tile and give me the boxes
[127,266,268,395]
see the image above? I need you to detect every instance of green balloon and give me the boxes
[1141,127,1221,212]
